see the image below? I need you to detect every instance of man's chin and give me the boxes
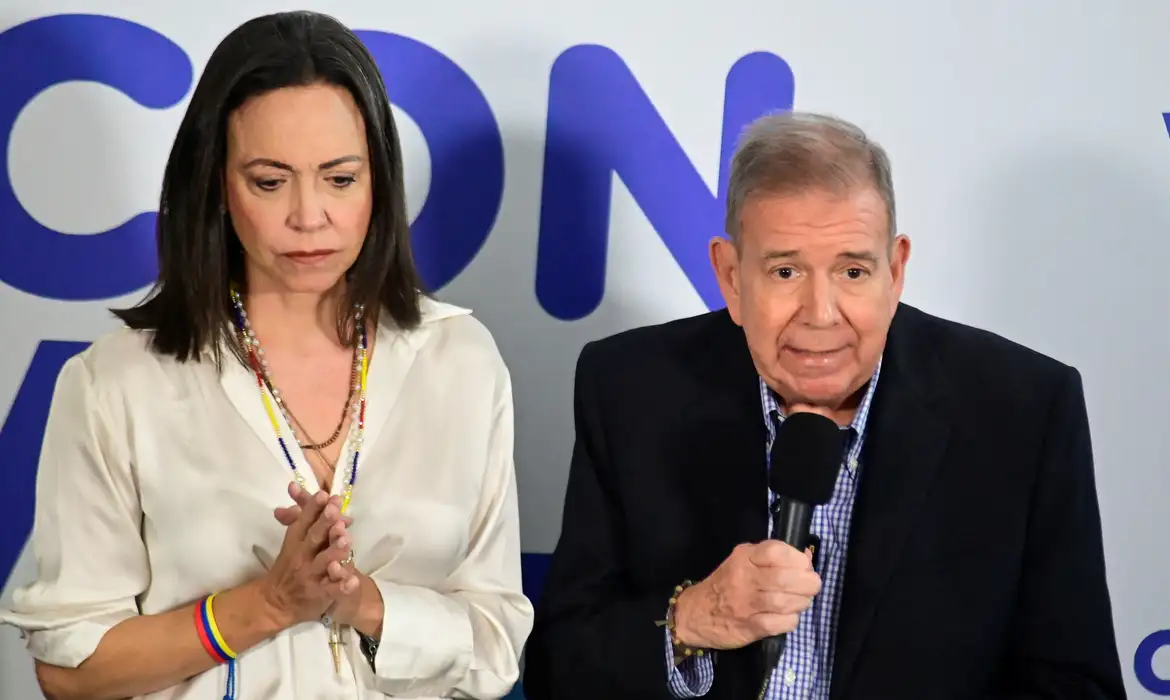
[772,373,859,412]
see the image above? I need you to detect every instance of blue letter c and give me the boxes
[1136,629,1170,695]
[0,14,191,300]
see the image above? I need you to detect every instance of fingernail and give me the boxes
[337,539,348,549]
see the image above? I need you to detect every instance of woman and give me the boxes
[0,11,532,700]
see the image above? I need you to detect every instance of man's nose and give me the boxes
[798,274,841,328]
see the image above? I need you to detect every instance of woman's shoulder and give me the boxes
[86,322,154,351]
[78,325,168,370]
[64,325,190,401]
[420,296,498,346]
[390,296,508,377]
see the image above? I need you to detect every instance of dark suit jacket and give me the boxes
[523,303,1125,700]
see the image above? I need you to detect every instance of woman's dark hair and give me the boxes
[113,11,424,363]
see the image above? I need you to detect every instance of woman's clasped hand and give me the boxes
[261,482,361,627]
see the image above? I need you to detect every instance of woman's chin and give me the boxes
[273,270,347,296]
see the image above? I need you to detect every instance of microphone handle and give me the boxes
[756,497,816,698]
[772,497,816,551]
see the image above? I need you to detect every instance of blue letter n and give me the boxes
[536,46,795,320]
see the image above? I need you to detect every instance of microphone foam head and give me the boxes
[769,411,846,505]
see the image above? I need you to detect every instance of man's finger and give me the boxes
[748,540,808,569]
[748,612,800,638]
[752,590,813,616]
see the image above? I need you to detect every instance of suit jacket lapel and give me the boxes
[830,305,954,700]
[676,311,769,689]
[677,311,769,567]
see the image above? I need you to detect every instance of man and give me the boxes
[522,111,1125,699]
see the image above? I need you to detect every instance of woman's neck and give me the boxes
[243,284,349,353]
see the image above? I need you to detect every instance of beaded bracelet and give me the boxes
[194,594,238,699]
[655,580,708,666]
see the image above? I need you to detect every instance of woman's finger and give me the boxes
[288,487,330,540]
[308,536,348,577]
[289,482,315,507]
[275,485,333,528]
[319,574,359,599]
[303,497,342,549]
[274,505,300,526]
[328,520,348,544]
[326,559,348,582]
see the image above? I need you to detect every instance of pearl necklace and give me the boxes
[228,288,369,674]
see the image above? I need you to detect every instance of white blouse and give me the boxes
[0,297,533,699]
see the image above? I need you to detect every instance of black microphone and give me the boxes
[756,411,845,699]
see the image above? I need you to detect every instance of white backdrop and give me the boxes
[2,1,1169,698]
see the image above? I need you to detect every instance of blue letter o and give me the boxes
[357,30,503,292]
[1136,629,1170,695]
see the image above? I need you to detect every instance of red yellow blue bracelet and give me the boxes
[194,594,237,699]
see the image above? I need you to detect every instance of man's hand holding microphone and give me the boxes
[670,408,845,657]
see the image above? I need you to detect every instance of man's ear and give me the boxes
[888,233,911,308]
[709,235,743,325]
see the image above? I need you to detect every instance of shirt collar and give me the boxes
[759,356,883,475]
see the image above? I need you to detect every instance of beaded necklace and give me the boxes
[227,287,369,681]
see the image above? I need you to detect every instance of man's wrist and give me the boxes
[672,584,709,648]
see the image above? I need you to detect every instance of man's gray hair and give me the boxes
[724,111,896,243]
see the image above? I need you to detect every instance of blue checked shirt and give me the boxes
[665,359,881,699]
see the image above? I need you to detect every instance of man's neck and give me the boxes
[780,400,857,427]
[774,382,868,427]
